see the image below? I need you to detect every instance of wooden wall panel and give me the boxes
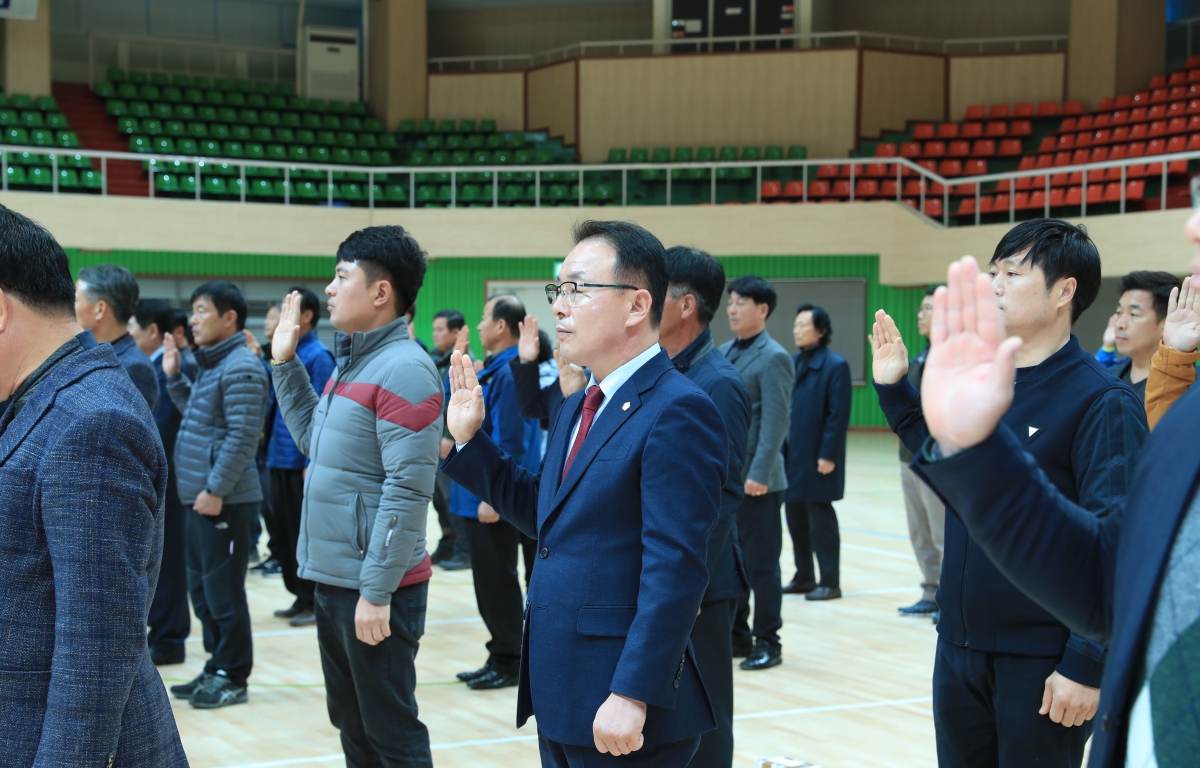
[428,1,651,59]
[830,0,1068,39]
[427,73,525,131]
[576,49,858,162]
[859,50,944,138]
[525,60,577,145]
[948,52,1065,120]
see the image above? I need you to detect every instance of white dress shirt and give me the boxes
[565,342,661,455]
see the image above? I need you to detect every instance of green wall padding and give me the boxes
[65,248,927,426]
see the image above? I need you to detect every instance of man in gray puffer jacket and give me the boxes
[271,226,442,767]
[162,281,269,710]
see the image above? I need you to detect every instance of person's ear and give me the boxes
[222,309,239,330]
[301,308,315,328]
[372,280,393,311]
[679,293,697,320]
[0,288,9,334]
[1057,276,1078,311]
[626,288,653,327]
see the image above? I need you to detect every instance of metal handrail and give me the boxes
[1,144,1187,226]
[428,30,1069,72]
[86,32,296,90]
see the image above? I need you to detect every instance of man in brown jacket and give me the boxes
[1144,207,1200,429]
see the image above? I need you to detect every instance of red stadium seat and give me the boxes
[1112,110,1130,125]
[899,142,922,158]
[1171,72,1188,86]
[831,179,851,198]
[1126,180,1146,199]
[936,123,960,139]
[1010,120,1032,137]
[1150,74,1168,89]
[961,122,983,138]
[1063,100,1084,115]
[1056,134,1076,150]
[1028,189,1047,210]
[902,179,924,196]
[1132,107,1149,122]
[875,143,897,157]
[956,197,977,216]
[1188,133,1200,151]
[1095,113,1113,128]
[947,140,971,157]
[1147,138,1167,155]
[939,159,963,176]
[1132,92,1151,106]
[1149,105,1168,121]
[880,179,899,198]
[856,179,878,198]
[1060,117,1079,132]
[964,105,986,120]
[923,198,943,218]
[1188,55,1200,68]
[1038,136,1057,153]
[989,104,1010,119]
[782,180,805,199]
[1169,117,1188,134]
[1151,88,1170,104]
[1113,126,1131,142]
[761,181,782,200]
[1071,149,1091,165]
[1077,115,1095,130]
[923,141,946,157]
[964,159,987,175]
[1013,192,1033,210]
[1036,154,1054,169]
[1129,141,1147,157]
[985,121,1008,137]
[1013,103,1034,118]
[1167,135,1186,153]
[1171,87,1188,102]
[808,180,830,198]
[999,139,1023,156]
[972,139,996,157]
[1116,94,1134,108]
[912,123,936,140]
[1191,69,1200,83]
[1054,151,1073,166]
[817,163,840,178]
[864,162,889,177]
[1130,123,1148,140]
[1037,102,1061,117]
[1090,146,1110,162]
[1048,187,1067,208]
[1098,97,1116,111]
[1169,101,1187,119]
[1190,100,1200,115]
[1076,131,1094,148]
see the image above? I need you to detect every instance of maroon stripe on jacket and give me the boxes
[333,382,442,432]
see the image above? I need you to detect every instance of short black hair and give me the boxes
[0,206,76,316]
[536,329,554,364]
[191,281,248,331]
[924,286,939,297]
[173,311,194,346]
[336,225,427,316]
[989,218,1102,324]
[290,285,322,329]
[78,264,141,324]
[487,294,525,339]
[406,301,417,321]
[434,308,466,331]
[728,275,777,317]
[1118,270,1179,323]
[797,303,832,346]
[572,220,668,328]
[133,298,174,340]
[664,246,726,326]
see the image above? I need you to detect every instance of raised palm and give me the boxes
[446,350,487,445]
[518,316,540,363]
[921,257,1023,457]
[868,310,910,385]
[272,291,303,362]
[1163,276,1200,353]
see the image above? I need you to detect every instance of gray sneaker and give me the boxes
[190,674,248,709]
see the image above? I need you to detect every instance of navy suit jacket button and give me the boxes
[539,547,549,559]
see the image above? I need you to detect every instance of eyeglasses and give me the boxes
[545,281,641,305]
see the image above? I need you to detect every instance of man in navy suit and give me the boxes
[442,220,727,767]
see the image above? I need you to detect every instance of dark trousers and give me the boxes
[315,582,432,768]
[462,515,525,673]
[539,733,701,768]
[785,501,840,588]
[271,468,316,610]
[185,501,256,685]
[688,597,738,768]
[733,491,784,648]
[933,639,1091,768]
[147,468,191,651]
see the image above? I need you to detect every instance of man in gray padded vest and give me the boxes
[271,226,443,767]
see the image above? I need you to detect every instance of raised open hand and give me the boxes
[1163,276,1200,353]
[868,310,910,385]
[272,291,303,362]
[556,349,588,397]
[454,325,472,355]
[446,350,486,445]
[921,256,1023,457]
[161,333,181,377]
[518,315,540,363]
[1102,314,1118,350]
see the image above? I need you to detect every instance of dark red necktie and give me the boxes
[562,385,605,479]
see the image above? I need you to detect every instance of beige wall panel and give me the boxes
[368,0,427,129]
[526,61,577,145]
[427,73,525,131]
[577,49,858,163]
[859,51,944,138]
[8,192,1188,286]
[1115,0,1167,97]
[830,0,1069,39]
[428,2,651,59]
[3,8,53,97]
[948,53,1065,120]
[1067,0,1118,109]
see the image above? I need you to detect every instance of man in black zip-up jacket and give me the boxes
[870,219,1147,767]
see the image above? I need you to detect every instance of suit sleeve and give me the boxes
[130,363,160,415]
[819,360,852,462]
[873,377,932,456]
[165,372,192,414]
[708,374,750,520]
[273,357,323,456]
[1053,388,1146,686]
[359,367,443,605]
[35,408,166,765]
[441,430,542,538]
[206,360,268,498]
[610,391,726,708]
[746,349,792,485]
[913,425,1121,643]
[510,358,553,421]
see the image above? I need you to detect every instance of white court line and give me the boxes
[187,617,482,643]
[842,526,910,541]
[216,696,930,767]
[842,543,918,560]
[840,586,918,596]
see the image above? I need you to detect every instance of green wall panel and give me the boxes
[66,248,927,426]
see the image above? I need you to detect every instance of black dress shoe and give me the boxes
[274,600,304,619]
[782,579,818,595]
[288,610,316,627]
[805,586,842,601]
[456,664,492,682]
[731,640,753,658]
[468,669,519,690]
[739,643,782,671]
[150,645,185,666]
[439,554,472,571]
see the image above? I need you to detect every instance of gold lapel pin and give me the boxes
[622,402,630,411]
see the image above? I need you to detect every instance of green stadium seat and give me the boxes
[171,74,190,88]
[198,139,221,156]
[95,82,116,99]
[358,133,377,149]
[274,127,295,143]
[35,96,57,112]
[418,119,436,133]
[546,184,568,204]
[164,120,185,137]
[155,173,180,195]
[202,176,229,197]
[311,146,331,163]
[606,148,627,163]
[117,84,138,100]
[502,184,524,204]
[314,129,335,146]
[342,182,365,203]
[786,146,807,159]
[480,119,497,133]
[764,146,784,161]
[57,131,81,149]
[217,107,238,123]
[307,99,326,113]
[226,92,245,107]
[286,96,305,111]
[249,178,276,198]
[385,183,408,205]
[152,137,176,153]
[351,149,371,165]
[177,138,198,154]
[161,87,182,103]
[254,81,273,95]
[371,150,392,165]
[295,129,315,145]
[210,124,230,140]
[206,161,237,176]
[131,102,152,119]
[282,112,301,128]
[117,117,139,135]
[398,119,416,133]
[343,116,362,132]
[266,95,287,110]
[174,104,196,121]
[379,134,398,150]
[293,180,320,201]
[106,100,128,117]
[266,144,287,161]
[301,113,321,129]
[151,103,173,120]
[238,109,260,125]
[222,141,244,158]
[347,102,366,116]
[187,122,208,138]
[261,110,281,127]
[252,126,273,142]
[56,168,80,189]
[288,145,309,162]
[64,153,91,169]
[328,100,347,114]
[318,182,343,203]
[4,165,26,186]
[337,132,357,148]
[20,111,43,128]
[142,119,163,136]
[129,135,152,153]
[245,143,266,162]
[29,129,51,147]
[3,127,28,144]
[106,67,126,83]
[247,94,267,108]
[178,174,197,195]
[425,135,444,150]
[9,94,29,111]
[27,166,52,187]
[127,71,147,85]
[139,85,160,101]
[80,169,102,190]
[629,148,649,163]
[331,147,353,165]
[363,118,382,133]
[196,106,217,121]
[230,125,251,141]
[273,180,290,197]
[150,72,169,87]
[192,76,211,90]
[213,77,233,91]
[416,184,436,205]
[0,110,15,127]
[183,89,204,105]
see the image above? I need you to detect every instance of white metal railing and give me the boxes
[0,144,1188,226]
[428,31,1068,72]
[86,33,296,90]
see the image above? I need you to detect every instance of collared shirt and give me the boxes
[151,346,164,362]
[732,330,762,352]
[567,342,661,455]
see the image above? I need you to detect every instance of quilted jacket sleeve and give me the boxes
[273,356,324,456]
[206,354,268,498]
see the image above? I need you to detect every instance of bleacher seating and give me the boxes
[0,90,99,193]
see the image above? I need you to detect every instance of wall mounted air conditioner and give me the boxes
[301,25,359,102]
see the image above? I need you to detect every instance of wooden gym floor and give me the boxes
[167,431,939,767]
